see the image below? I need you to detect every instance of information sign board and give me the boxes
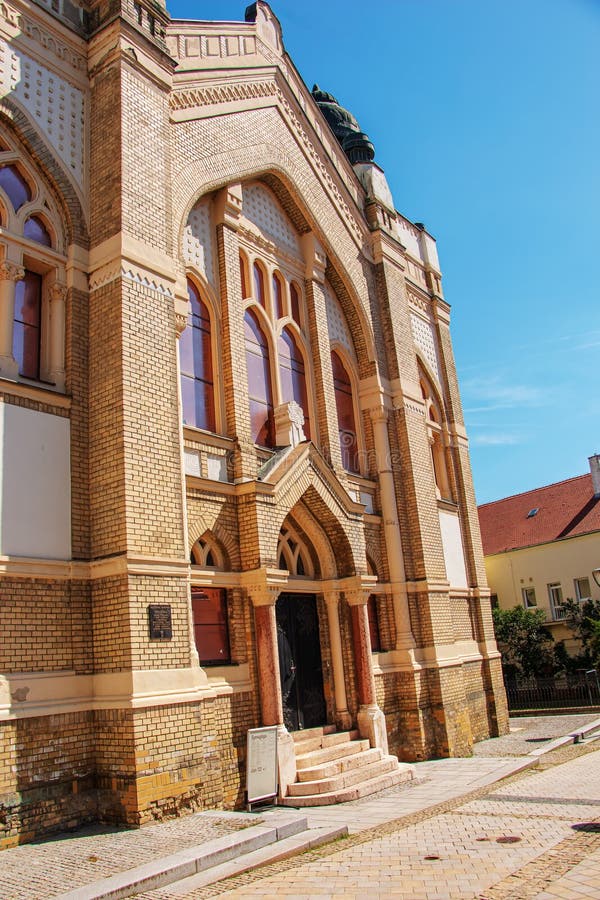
[246,726,278,808]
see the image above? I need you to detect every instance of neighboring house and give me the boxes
[0,0,507,847]
[479,455,600,652]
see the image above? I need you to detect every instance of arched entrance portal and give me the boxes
[274,513,337,733]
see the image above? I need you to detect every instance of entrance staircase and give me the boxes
[280,725,414,807]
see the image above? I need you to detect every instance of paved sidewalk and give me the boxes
[1,714,599,900]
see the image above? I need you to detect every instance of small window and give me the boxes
[548,583,565,620]
[290,282,301,326]
[522,587,537,608]
[574,577,591,602]
[253,261,265,307]
[367,594,381,652]
[239,254,248,299]
[272,272,284,319]
[192,587,230,665]
[13,270,42,379]
[527,508,539,518]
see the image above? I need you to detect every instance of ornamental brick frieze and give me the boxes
[170,79,279,112]
[0,4,86,71]
[89,263,175,297]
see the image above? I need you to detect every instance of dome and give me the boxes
[312,84,375,165]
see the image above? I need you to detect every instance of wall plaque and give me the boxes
[246,725,278,809]
[148,604,172,639]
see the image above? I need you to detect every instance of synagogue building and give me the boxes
[0,0,508,846]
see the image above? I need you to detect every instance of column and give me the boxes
[246,572,296,796]
[0,261,24,380]
[47,281,67,390]
[214,183,255,481]
[300,233,344,473]
[345,585,389,753]
[324,591,352,730]
[369,405,415,653]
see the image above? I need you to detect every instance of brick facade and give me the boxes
[0,0,507,848]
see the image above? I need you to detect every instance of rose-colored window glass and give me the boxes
[367,594,381,652]
[239,254,248,299]
[0,165,31,212]
[180,280,216,431]
[192,587,231,664]
[290,282,301,325]
[245,308,274,446]
[278,327,310,439]
[24,215,52,247]
[13,270,42,379]
[331,350,359,473]
[272,272,284,319]
[253,262,265,307]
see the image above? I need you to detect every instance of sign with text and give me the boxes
[246,726,278,807]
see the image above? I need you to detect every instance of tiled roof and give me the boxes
[478,473,600,555]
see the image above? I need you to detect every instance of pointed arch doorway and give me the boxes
[275,518,328,732]
[276,592,326,731]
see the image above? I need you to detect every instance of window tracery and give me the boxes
[0,140,67,390]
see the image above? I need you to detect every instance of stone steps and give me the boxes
[281,765,414,807]
[282,725,414,807]
[295,738,371,770]
[287,754,401,796]
[297,746,384,782]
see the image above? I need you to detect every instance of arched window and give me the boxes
[278,327,310,439]
[0,164,31,211]
[331,350,359,474]
[420,372,453,501]
[180,279,216,431]
[239,253,249,299]
[245,308,274,446]
[13,271,42,379]
[367,595,381,652]
[272,272,284,319]
[253,261,265,307]
[290,282,301,326]
[24,215,52,247]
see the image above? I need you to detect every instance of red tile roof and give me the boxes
[478,473,600,555]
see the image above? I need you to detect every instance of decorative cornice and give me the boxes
[89,263,175,297]
[0,4,86,73]
[170,79,279,112]
[407,285,431,316]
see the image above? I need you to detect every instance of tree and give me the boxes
[492,606,555,678]
[561,597,600,668]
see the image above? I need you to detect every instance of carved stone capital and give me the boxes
[241,566,288,606]
[0,262,25,283]
[369,405,389,426]
[49,283,67,303]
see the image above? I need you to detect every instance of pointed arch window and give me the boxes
[245,308,274,447]
[253,261,265,307]
[180,279,216,431]
[331,350,359,474]
[239,253,249,299]
[24,215,52,247]
[0,164,32,211]
[272,272,284,319]
[420,373,453,501]
[278,327,310,439]
[290,282,301,326]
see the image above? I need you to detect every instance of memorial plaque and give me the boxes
[246,726,278,808]
[148,604,172,640]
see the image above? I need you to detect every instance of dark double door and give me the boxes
[276,593,326,732]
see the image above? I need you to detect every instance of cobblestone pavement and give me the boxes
[2,716,600,900]
[472,713,600,757]
[0,812,258,900]
[146,744,600,900]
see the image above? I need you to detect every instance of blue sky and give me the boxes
[168,0,600,504]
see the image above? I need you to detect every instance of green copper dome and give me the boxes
[312,84,375,164]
